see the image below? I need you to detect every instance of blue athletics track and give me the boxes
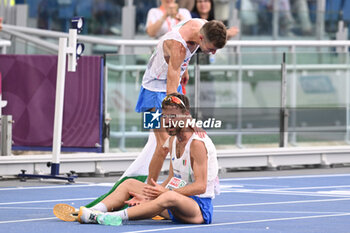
[0,172,350,233]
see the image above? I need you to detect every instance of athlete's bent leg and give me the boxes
[126,191,204,224]
[100,179,147,211]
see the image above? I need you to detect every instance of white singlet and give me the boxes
[142,19,206,92]
[169,133,219,199]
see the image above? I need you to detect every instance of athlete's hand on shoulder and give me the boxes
[125,191,149,206]
[195,126,206,138]
[190,123,206,138]
[143,178,168,199]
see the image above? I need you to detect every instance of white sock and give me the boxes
[90,202,107,212]
[106,209,129,221]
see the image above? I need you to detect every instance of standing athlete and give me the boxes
[135,19,226,184]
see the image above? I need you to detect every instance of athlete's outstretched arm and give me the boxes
[164,40,186,95]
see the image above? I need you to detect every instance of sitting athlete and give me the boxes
[55,93,219,225]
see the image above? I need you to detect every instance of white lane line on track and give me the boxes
[0,197,96,205]
[220,189,350,198]
[318,190,350,195]
[120,213,350,233]
[232,183,289,188]
[258,185,350,191]
[0,217,57,224]
[215,210,347,214]
[213,197,350,208]
[220,173,350,181]
[0,183,114,191]
[0,207,52,210]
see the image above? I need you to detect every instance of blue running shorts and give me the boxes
[135,85,183,113]
[167,196,213,224]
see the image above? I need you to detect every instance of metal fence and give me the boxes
[106,51,350,151]
[1,25,350,151]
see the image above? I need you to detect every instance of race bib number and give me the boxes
[165,177,187,190]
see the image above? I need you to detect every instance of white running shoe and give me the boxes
[77,207,101,224]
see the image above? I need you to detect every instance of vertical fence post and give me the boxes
[345,48,350,144]
[289,46,297,146]
[1,72,11,156]
[119,45,126,151]
[272,0,279,39]
[280,53,288,147]
[0,72,8,155]
[1,115,11,156]
[0,72,4,120]
[228,0,238,31]
[1,43,7,54]
[194,53,200,117]
[236,46,242,148]
[52,26,80,176]
[0,72,2,153]
[103,58,110,153]
[122,0,135,54]
[52,37,67,174]
[316,0,325,40]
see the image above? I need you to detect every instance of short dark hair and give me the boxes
[200,20,227,49]
[161,93,190,113]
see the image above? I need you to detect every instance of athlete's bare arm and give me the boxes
[161,160,174,187]
[173,139,208,196]
[163,40,186,95]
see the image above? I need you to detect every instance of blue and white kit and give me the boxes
[135,19,206,113]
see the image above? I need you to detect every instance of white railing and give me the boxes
[0,39,11,54]
[2,24,350,54]
[0,146,350,176]
[1,145,350,176]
